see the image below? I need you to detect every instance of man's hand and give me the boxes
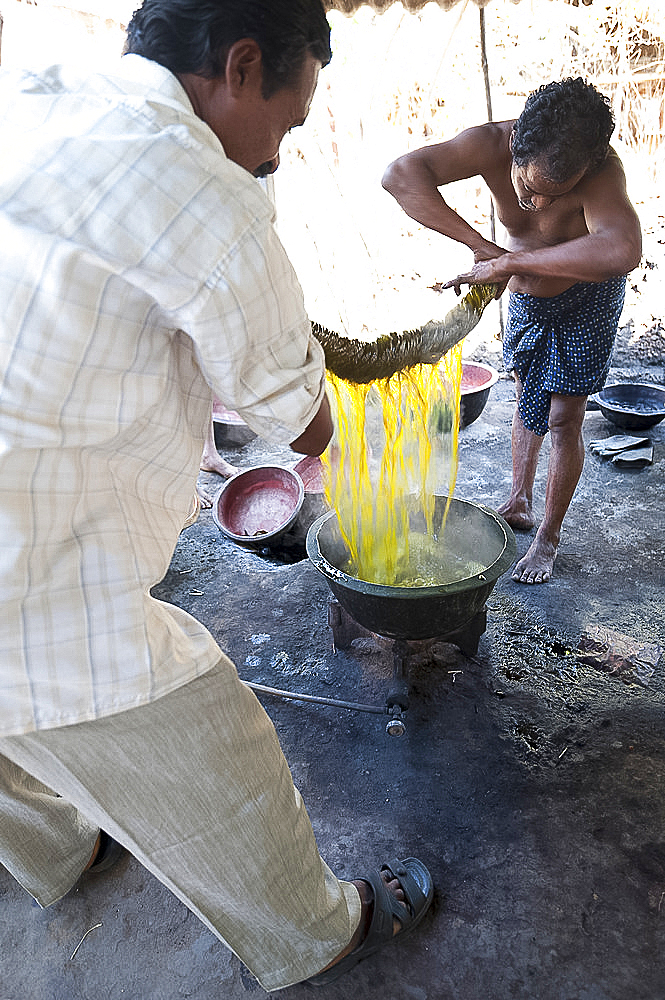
[473,241,507,264]
[443,251,510,298]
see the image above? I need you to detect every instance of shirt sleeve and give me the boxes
[181,212,327,445]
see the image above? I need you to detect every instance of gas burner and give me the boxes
[245,499,514,738]
[328,599,487,736]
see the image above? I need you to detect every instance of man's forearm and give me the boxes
[489,231,642,284]
[403,198,494,257]
[382,162,496,257]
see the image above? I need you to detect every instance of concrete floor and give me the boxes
[2,367,665,1000]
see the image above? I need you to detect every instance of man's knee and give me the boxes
[547,395,587,439]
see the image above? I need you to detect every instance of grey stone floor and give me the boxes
[3,372,665,1000]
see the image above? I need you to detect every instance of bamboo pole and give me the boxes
[479,5,504,339]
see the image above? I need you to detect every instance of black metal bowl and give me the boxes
[306,497,516,641]
[211,401,257,447]
[591,383,665,430]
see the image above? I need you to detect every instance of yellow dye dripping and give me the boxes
[323,344,465,586]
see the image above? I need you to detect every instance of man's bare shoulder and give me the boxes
[481,120,515,143]
[581,146,630,192]
[411,119,514,183]
[448,119,514,155]
[573,146,637,224]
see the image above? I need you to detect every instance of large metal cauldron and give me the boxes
[306,497,516,642]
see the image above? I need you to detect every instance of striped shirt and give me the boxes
[0,55,326,736]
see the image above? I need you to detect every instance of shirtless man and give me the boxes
[382,78,642,584]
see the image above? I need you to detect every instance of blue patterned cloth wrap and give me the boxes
[503,275,626,436]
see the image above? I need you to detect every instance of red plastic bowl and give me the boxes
[293,455,325,493]
[460,361,499,428]
[213,466,304,544]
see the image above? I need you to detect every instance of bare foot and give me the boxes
[512,532,557,584]
[200,453,238,479]
[198,446,238,508]
[196,482,214,509]
[497,497,536,532]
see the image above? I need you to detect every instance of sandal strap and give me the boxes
[306,856,433,987]
[358,856,432,954]
[360,868,400,950]
[381,857,430,925]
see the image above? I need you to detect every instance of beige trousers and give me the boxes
[0,655,360,992]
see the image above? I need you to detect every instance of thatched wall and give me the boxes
[325,0,490,12]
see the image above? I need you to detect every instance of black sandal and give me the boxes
[307,856,434,986]
[87,830,124,874]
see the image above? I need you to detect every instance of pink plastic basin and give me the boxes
[460,361,499,427]
[213,466,304,544]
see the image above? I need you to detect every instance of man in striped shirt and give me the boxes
[0,0,432,989]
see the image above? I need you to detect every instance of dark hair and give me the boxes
[124,0,332,98]
[511,78,615,182]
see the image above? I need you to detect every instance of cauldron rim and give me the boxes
[306,498,517,598]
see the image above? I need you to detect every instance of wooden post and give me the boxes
[479,6,494,244]
[479,5,504,339]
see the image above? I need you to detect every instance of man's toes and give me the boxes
[380,873,407,936]
[380,871,405,904]
[383,873,405,902]
[513,561,537,584]
[513,563,551,585]
[196,485,213,507]
[512,560,528,582]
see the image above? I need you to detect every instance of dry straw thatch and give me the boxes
[276,0,664,343]
[325,0,489,12]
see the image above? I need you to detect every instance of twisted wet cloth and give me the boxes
[503,276,626,436]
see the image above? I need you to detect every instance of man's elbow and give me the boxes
[289,395,333,457]
[610,236,642,277]
[381,156,408,198]
[623,232,643,274]
[611,219,642,275]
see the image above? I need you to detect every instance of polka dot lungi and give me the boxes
[503,276,626,436]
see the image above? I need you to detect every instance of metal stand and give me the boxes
[244,600,487,737]
[329,600,487,736]
[385,640,410,737]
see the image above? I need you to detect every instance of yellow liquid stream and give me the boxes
[323,345,464,586]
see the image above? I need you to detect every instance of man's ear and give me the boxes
[508,128,514,153]
[225,38,263,96]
